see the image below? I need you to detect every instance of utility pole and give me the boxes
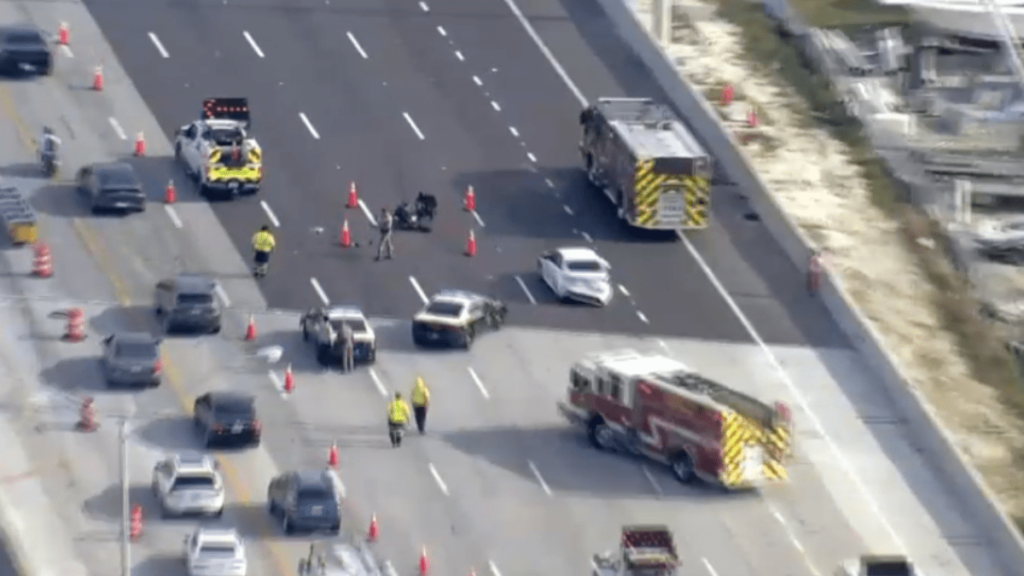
[119,418,130,576]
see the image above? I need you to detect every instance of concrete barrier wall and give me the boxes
[590,0,1024,570]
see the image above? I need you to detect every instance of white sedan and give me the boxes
[537,247,613,306]
[185,528,247,576]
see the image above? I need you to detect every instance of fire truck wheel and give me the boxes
[587,419,615,451]
[670,451,696,483]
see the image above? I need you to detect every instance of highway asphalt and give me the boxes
[0,2,1008,576]
[80,0,845,346]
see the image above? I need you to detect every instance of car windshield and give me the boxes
[329,319,366,333]
[172,475,216,490]
[178,293,213,305]
[425,301,463,317]
[566,260,603,272]
[297,486,332,501]
[214,400,254,419]
[101,188,141,195]
[115,341,156,359]
[198,544,237,558]
[7,32,43,46]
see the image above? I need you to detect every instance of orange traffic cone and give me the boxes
[134,132,146,156]
[465,229,476,257]
[747,108,759,128]
[32,243,53,278]
[418,547,429,576]
[164,180,177,204]
[92,65,104,91]
[347,182,358,208]
[463,185,476,212]
[283,364,295,393]
[327,442,339,467]
[367,514,379,542]
[57,23,69,46]
[244,315,257,341]
[340,218,351,248]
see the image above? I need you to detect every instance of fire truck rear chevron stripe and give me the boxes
[682,175,709,228]
[720,412,788,488]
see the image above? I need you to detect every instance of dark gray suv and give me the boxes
[267,470,341,535]
[155,274,222,334]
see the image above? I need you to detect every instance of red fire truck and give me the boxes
[558,350,792,489]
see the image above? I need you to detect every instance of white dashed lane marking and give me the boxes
[267,370,289,400]
[509,127,519,137]
[260,201,280,227]
[419,1,430,11]
[581,231,593,243]
[428,463,449,495]
[470,210,485,228]
[490,101,501,112]
[243,31,265,58]
[148,32,169,58]
[310,277,329,305]
[636,311,649,324]
[107,117,126,140]
[514,275,536,305]
[368,367,388,396]
[402,112,425,140]
[467,367,490,399]
[454,50,464,62]
[163,205,183,229]
[59,45,73,58]
[346,32,368,59]
[357,198,378,227]
[214,283,231,308]
[618,284,630,297]
[545,178,555,188]
[472,75,482,86]
[299,113,320,139]
[437,26,447,37]
[528,461,552,496]
[526,152,536,163]
[408,276,428,304]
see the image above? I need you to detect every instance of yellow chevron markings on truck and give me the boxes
[721,411,787,488]
[682,175,709,229]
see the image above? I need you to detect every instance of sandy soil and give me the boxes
[631,0,1024,516]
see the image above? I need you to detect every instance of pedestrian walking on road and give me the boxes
[339,321,355,373]
[411,377,430,434]
[375,208,394,261]
[387,392,410,448]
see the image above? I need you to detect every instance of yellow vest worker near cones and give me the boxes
[411,377,430,434]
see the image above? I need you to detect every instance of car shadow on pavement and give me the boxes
[28,182,89,219]
[132,555,185,576]
[0,162,43,179]
[136,416,202,453]
[82,482,157,523]
[38,356,117,395]
[88,305,159,337]
[440,424,748,501]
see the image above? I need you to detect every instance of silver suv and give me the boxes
[152,452,225,517]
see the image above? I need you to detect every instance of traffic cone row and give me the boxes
[77,397,96,432]
[32,242,53,278]
[64,308,85,342]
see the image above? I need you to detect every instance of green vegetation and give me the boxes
[712,0,1024,528]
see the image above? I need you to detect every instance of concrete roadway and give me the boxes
[0,2,1008,576]
[79,0,846,347]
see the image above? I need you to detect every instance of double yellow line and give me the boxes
[0,85,297,574]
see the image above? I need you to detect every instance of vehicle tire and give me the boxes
[329,523,340,534]
[315,344,331,367]
[155,305,164,316]
[367,347,377,363]
[461,326,475,350]
[174,143,183,161]
[587,418,615,451]
[162,314,174,335]
[301,324,309,341]
[268,499,277,515]
[210,324,222,335]
[670,451,697,484]
[282,514,294,535]
[585,154,596,185]
[213,507,224,518]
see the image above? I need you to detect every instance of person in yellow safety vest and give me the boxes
[387,392,411,448]
[411,377,431,435]
[251,225,277,278]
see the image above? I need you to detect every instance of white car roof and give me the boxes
[196,529,242,545]
[431,290,480,304]
[557,247,602,261]
[201,119,245,131]
[326,305,366,320]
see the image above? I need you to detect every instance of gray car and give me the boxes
[76,162,147,214]
[155,274,222,334]
[100,332,162,388]
[267,470,341,535]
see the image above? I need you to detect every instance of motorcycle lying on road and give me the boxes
[393,195,437,233]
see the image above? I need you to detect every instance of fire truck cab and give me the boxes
[592,525,679,576]
[579,98,711,231]
[558,350,792,489]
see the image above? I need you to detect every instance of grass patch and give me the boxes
[713,0,1024,525]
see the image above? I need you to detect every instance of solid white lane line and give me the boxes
[472,75,483,86]
[310,277,330,305]
[641,465,663,496]
[563,205,573,216]
[108,117,127,140]
[509,126,519,137]
[471,210,486,228]
[514,275,536,305]
[402,112,425,140]
[148,32,169,58]
[243,31,265,58]
[299,113,320,139]
[617,284,630,297]
[527,461,552,496]
[214,283,231,308]
[260,201,281,227]
[357,198,378,227]
[526,152,536,163]
[467,367,490,399]
[455,50,464,61]
[581,231,593,243]
[490,101,501,111]
[637,311,649,324]
[368,367,388,396]
[428,463,449,495]
[498,0,587,106]
[408,276,428,304]
[769,506,821,576]
[268,370,288,399]
[702,558,720,576]
[163,205,183,228]
[437,26,447,37]
[419,1,430,11]
[679,235,906,554]
[346,32,368,59]
[545,178,555,188]
[488,560,503,576]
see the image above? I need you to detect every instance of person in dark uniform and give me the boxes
[375,208,394,261]
[338,321,355,373]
